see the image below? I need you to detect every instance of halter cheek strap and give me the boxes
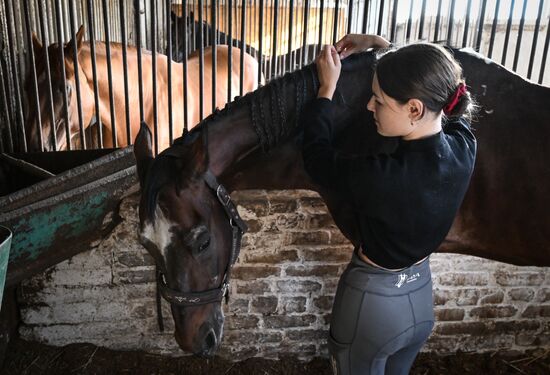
[155,169,248,332]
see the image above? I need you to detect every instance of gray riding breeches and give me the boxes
[328,249,435,375]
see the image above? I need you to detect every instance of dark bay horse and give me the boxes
[133,48,550,355]
[25,26,261,152]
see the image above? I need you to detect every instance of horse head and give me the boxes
[24,26,93,151]
[134,122,242,356]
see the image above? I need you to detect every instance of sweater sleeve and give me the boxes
[301,97,402,197]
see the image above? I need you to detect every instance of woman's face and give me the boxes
[367,74,412,137]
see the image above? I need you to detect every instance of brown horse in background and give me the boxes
[24,26,261,152]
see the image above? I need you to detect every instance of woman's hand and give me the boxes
[316,45,341,100]
[335,34,391,59]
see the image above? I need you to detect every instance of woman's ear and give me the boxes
[407,99,424,122]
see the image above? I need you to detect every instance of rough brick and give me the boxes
[232,266,281,281]
[280,297,307,313]
[251,296,278,314]
[223,330,283,344]
[263,315,316,329]
[244,250,299,264]
[285,265,340,277]
[433,288,481,306]
[434,308,465,321]
[269,198,298,214]
[244,219,263,233]
[234,200,269,217]
[479,291,504,305]
[494,270,545,286]
[521,305,550,318]
[225,315,260,330]
[535,288,550,302]
[116,252,155,267]
[286,329,327,341]
[305,214,336,229]
[313,296,334,311]
[329,230,349,245]
[276,280,322,293]
[228,299,250,314]
[508,288,535,302]
[115,269,155,284]
[234,281,271,294]
[288,231,330,245]
[299,197,327,212]
[301,247,353,263]
[434,321,489,336]
[274,214,304,230]
[469,305,518,319]
[438,273,489,286]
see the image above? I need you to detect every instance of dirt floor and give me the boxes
[2,337,550,374]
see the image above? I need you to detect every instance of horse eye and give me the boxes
[198,238,210,253]
[66,84,72,98]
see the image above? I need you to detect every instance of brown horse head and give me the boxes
[24,26,92,151]
[134,122,236,356]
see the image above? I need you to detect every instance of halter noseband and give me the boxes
[155,169,248,331]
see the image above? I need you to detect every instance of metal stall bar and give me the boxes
[259,0,265,75]
[272,0,279,77]
[527,0,544,80]
[434,0,442,41]
[346,0,353,34]
[212,0,217,112]
[462,0,473,47]
[0,45,13,152]
[318,0,325,55]
[151,0,158,153]
[475,0,488,51]
[447,0,456,44]
[239,0,247,95]
[227,0,232,102]
[362,0,370,34]
[301,0,309,67]
[390,0,398,42]
[102,0,117,148]
[418,0,427,40]
[377,0,384,36]
[166,0,174,144]
[183,0,189,133]
[86,0,103,148]
[405,0,414,43]
[512,0,528,72]
[119,0,131,145]
[54,0,71,150]
[198,0,204,121]
[501,0,516,65]
[68,0,86,149]
[134,0,145,125]
[539,12,550,84]
[488,0,501,58]
[37,0,57,150]
[21,0,40,151]
[333,0,340,44]
[288,0,295,71]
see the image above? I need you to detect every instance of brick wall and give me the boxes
[18,190,550,360]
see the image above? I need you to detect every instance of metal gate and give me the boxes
[1,0,549,154]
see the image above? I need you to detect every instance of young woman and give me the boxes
[302,34,477,374]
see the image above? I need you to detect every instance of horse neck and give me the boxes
[205,67,319,190]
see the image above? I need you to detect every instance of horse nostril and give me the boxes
[205,329,216,349]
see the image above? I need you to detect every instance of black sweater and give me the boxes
[302,97,477,269]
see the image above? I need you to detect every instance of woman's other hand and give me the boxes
[316,45,341,100]
[335,34,391,59]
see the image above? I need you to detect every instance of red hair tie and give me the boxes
[443,83,467,115]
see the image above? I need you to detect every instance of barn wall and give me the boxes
[18,189,550,360]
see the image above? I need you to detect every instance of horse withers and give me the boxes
[24,26,261,152]
[134,47,550,355]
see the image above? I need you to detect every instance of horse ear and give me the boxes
[190,133,208,175]
[31,32,42,53]
[65,25,85,59]
[134,122,154,187]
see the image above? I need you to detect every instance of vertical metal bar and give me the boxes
[212,0,217,112]
[68,0,86,149]
[288,0,294,70]
[151,0,158,153]
[405,0,414,42]
[0,54,14,153]
[101,0,117,148]
[134,0,145,124]
[512,0,528,71]
[418,0,427,39]
[259,0,265,73]
[198,0,204,121]
[227,0,232,102]
[362,0,370,34]
[166,0,174,144]
[6,0,25,152]
[434,0,443,41]
[527,0,544,79]
[37,0,58,150]
[119,0,131,145]
[54,0,71,150]
[318,0,325,54]
[475,0,488,51]
[333,0,340,45]
[462,0,473,47]
[390,0,398,42]
[488,0,501,58]
[447,0,456,44]
[346,0,353,35]
[183,0,189,133]
[86,0,103,148]
[301,0,309,67]
[272,0,279,77]
[377,0,385,36]
[501,0,515,65]
[239,0,246,95]
[538,11,550,84]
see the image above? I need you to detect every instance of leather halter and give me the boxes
[155,169,248,331]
